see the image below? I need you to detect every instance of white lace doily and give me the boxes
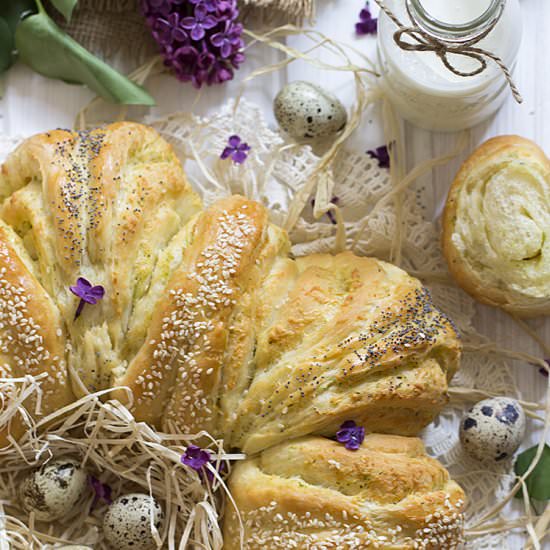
[0,100,531,549]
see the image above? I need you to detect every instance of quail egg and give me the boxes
[274,81,347,140]
[460,397,526,462]
[57,546,93,549]
[19,457,88,521]
[102,493,163,550]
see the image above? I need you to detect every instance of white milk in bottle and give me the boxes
[377,0,522,131]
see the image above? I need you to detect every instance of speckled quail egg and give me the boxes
[274,81,347,140]
[102,493,163,550]
[19,457,88,521]
[57,546,93,549]
[460,397,526,462]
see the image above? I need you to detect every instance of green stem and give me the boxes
[34,0,45,14]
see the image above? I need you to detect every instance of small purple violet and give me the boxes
[368,145,390,169]
[356,2,378,36]
[69,277,105,320]
[89,476,112,509]
[336,420,365,451]
[182,444,211,471]
[180,445,227,483]
[221,135,251,164]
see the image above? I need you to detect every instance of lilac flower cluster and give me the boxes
[355,2,378,36]
[141,0,245,88]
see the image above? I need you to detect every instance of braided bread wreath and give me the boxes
[0,123,466,548]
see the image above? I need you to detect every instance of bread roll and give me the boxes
[442,136,550,316]
[0,123,461,452]
[223,434,466,549]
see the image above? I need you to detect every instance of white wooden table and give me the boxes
[0,0,548,546]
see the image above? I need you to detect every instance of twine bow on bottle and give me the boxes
[374,0,523,104]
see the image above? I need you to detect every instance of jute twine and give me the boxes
[374,0,523,104]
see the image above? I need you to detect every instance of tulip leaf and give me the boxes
[514,444,550,502]
[50,0,78,22]
[15,11,155,105]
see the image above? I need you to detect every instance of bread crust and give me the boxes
[442,135,550,316]
[224,434,466,549]
[0,123,202,440]
[0,123,460,454]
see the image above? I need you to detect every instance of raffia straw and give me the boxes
[235,24,382,246]
[509,314,550,358]
[351,122,469,257]
[0,376,244,548]
[524,504,550,550]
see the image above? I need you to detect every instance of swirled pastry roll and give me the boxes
[442,136,550,316]
[223,434,466,549]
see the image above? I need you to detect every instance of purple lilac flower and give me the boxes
[356,2,378,35]
[540,359,549,378]
[221,135,251,164]
[336,420,365,451]
[368,145,390,169]
[182,4,217,41]
[89,476,112,509]
[211,22,244,58]
[142,0,245,88]
[190,0,217,10]
[182,445,211,471]
[69,277,105,320]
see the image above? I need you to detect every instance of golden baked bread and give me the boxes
[223,434,466,549]
[0,123,460,452]
[0,123,202,444]
[442,135,550,317]
[114,203,461,453]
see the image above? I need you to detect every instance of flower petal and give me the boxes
[181,16,197,30]
[231,150,248,164]
[228,135,241,147]
[220,42,232,58]
[210,32,225,47]
[220,146,234,159]
[77,277,92,288]
[191,25,206,41]
[202,15,218,29]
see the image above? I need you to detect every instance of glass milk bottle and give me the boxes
[377,0,522,131]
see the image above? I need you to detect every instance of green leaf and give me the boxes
[514,444,550,502]
[15,12,155,105]
[50,0,78,22]
[0,0,37,73]
[0,18,15,73]
[0,0,36,31]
